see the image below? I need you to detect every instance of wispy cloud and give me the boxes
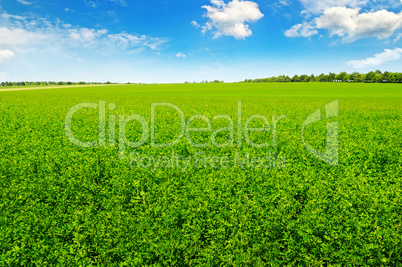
[298,0,364,15]
[278,0,289,6]
[346,47,402,68]
[0,12,168,55]
[84,0,96,8]
[84,0,127,8]
[16,0,32,5]
[110,0,127,7]
[285,23,317,37]
[190,21,200,28]
[395,33,402,42]
[176,52,186,58]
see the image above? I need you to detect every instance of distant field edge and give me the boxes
[0,84,127,92]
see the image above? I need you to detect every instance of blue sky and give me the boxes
[0,0,401,83]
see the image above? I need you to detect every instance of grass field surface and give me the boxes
[0,83,401,265]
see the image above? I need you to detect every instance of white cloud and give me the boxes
[68,28,108,47]
[201,0,264,39]
[84,0,127,8]
[315,7,402,42]
[106,33,165,50]
[85,0,96,8]
[285,23,318,37]
[278,0,289,6]
[346,47,402,68]
[176,52,186,58]
[298,0,402,15]
[0,27,47,46]
[394,33,402,42]
[0,13,167,54]
[110,0,127,6]
[0,49,14,63]
[299,0,365,15]
[16,0,32,5]
[190,21,200,28]
[285,5,402,42]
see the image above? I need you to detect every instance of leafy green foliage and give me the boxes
[0,83,401,265]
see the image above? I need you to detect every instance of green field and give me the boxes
[0,83,401,265]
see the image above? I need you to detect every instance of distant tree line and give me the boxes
[242,70,402,83]
[185,80,224,84]
[0,81,123,87]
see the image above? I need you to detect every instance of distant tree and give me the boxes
[328,72,336,82]
[349,72,357,82]
[366,71,376,82]
[317,73,326,82]
[382,71,390,82]
[275,75,283,82]
[355,73,363,82]
[360,73,366,82]
[299,74,308,82]
[397,73,402,82]
[338,72,348,82]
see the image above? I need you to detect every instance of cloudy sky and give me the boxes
[0,0,401,83]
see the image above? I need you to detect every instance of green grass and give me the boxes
[3,82,400,98]
[0,83,401,265]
